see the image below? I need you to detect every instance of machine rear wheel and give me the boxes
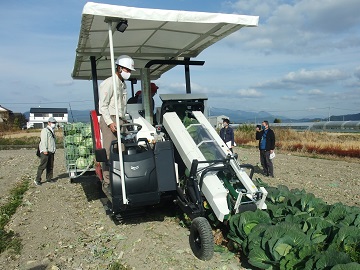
[189,217,214,261]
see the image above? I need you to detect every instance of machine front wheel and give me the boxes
[189,217,214,261]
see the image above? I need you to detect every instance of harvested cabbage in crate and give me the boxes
[63,122,95,172]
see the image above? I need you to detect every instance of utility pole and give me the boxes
[69,103,74,123]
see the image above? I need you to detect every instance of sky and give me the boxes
[1,0,359,120]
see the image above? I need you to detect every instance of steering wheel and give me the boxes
[120,123,143,140]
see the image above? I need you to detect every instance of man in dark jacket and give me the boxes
[256,120,275,177]
[220,118,235,152]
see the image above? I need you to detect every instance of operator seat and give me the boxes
[109,140,160,207]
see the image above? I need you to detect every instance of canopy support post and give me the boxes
[141,68,153,124]
[107,20,128,205]
[184,57,191,94]
[90,56,99,115]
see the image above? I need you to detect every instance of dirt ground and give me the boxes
[0,146,359,270]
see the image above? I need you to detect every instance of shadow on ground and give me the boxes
[70,172,105,202]
[68,171,180,226]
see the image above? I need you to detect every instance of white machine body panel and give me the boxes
[163,112,206,169]
[201,173,230,222]
[127,104,156,142]
[193,111,262,195]
[163,109,267,221]
[163,112,230,221]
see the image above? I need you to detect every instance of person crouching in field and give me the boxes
[256,120,275,178]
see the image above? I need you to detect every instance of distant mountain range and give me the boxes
[209,108,280,123]
[24,109,360,123]
[67,110,92,122]
[209,108,360,123]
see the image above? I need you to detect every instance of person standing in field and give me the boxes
[256,120,276,177]
[99,55,135,188]
[220,118,235,152]
[34,117,57,185]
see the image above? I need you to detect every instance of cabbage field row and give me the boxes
[63,123,95,171]
[227,182,360,270]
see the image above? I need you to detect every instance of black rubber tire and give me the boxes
[189,217,214,261]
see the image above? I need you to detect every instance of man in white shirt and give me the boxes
[34,117,57,185]
[98,55,135,187]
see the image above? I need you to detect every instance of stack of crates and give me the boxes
[63,122,95,178]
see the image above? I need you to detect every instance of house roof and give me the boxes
[0,105,13,112]
[72,2,259,81]
[30,108,68,113]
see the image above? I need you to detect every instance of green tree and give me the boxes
[274,118,282,123]
[11,114,28,129]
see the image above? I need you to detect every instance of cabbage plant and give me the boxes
[227,184,360,270]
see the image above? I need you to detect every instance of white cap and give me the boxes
[48,117,57,123]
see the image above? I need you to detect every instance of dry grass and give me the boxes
[234,126,360,159]
[1,127,359,160]
[0,128,64,146]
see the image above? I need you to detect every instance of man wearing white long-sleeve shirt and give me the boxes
[99,55,135,187]
[34,117,57,185]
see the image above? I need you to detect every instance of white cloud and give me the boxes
[354,66,360,80]
[281,95,298,101]
[284,69,349,84]
[228,0,360,55]
[229,0,279,19]
[255,68,349,90]
[165,82,209,94]
[54,80,74,87]
[297,89,324,96]
[235,89,263,98]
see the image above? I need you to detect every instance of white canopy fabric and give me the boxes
[72,2,259,80]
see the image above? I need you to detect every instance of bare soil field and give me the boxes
[0,146,359,270]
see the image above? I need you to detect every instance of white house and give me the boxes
[27,108,68,129]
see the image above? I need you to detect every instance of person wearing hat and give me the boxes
[127,90,142,104]
[34,117,57,185]
[99,55,135,189]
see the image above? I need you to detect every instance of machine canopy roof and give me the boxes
[72,2,259,81]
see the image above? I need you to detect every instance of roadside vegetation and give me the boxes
[0,129,63,148]
[0,176,30,255]
[1,127,360,159]
[234,125,360,159]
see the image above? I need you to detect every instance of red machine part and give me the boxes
[90,110,103,180]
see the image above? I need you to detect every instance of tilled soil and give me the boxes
[0,147,359,270]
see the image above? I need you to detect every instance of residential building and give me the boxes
[27,108,68,129]
[0,105,13,124]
